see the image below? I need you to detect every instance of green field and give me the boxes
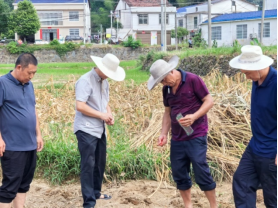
[0,60,149,87]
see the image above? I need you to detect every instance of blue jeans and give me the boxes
[233,146,277,208]
[170,135,216,191]
[76,130,106,208]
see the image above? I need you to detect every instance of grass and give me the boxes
[0,60,149,86]
[36,120,167,184]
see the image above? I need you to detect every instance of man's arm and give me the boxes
[179,94,214,127]
[158,107,171,146]
[76,101,112,123]
[0,133,5,157]
[35,109,43,152]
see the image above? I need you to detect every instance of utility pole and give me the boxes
[175,12,177,50]
[110,10,113,40]
[260,0,265,45]
[116,11,119,43]
[83,0,86,44]
[208,0,212,48]
[164,0,167,51]
[100,24,103,45]
[161,0,165,51]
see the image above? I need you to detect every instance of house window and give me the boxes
[194,17,198,29]
[69,29,79,36]
[178,19,183,27]
[138,14,148,24]
[159,14,169,24]
[212,26,221,40]
[236,24,247,39]
[258,22,270,38]
[69,11,79,21]
[37,11,63,25]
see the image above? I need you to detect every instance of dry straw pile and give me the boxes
[35,70,252,182]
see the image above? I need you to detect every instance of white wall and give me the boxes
[201,18,277,46]
[265,0,277,10]
[211,0,258,14]
[115,0,132,29]
[115,5,176,31]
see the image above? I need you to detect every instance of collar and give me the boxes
[177,69,187,83]
[255,66,275,88]
[92,68,102,82]
[7,70,29,86]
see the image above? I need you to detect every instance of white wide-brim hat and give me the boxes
[91,53,126,81]
[147,56,179,90]
[229,45,273,71]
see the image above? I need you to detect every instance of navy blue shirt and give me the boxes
[0,72,37,151]
[249,66,277,158]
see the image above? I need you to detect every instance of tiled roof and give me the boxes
[203,9,277,23]
[124,0,172,7]
[14,0,88,3]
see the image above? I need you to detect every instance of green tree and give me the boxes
[90,0,116,33]
[112,20,123,29]
[0,0,10,37]
[8,0,40,41]
[3,0,13,9]
[171,27,188,43]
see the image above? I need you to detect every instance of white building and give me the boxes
[177,0,258,37]
[13,0,91,42]
[112,0,176,45]
[265,0,277,10]
[200,9,277,46]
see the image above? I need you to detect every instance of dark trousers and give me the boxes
[233,146,277,208]
[170,136,216,191]
[0,150,37,203]
[76,130,106,208]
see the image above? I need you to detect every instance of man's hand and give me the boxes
[101,113,113,123]
[158,135,167,146]
[178,114,196,127]
[105,116,115,126]
[37,136,44,152]
[0,139,5,157]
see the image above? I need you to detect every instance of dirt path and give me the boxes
[24,179,264,208]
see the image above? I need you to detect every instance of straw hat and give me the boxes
[147,56,179,90]
[91,53,126,81]
[229,45,273,71]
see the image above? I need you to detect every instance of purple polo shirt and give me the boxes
[163,69,209,141]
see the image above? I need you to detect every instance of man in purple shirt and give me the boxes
[148,56,217,208]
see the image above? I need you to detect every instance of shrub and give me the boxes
[6,41,36,54]
[212,39,218,48]
[122,36,142,49]
[49,39,60,46]
[193,29,207,48]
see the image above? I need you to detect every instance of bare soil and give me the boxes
[23,180,265,208]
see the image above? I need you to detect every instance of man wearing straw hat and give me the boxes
[147,56,217,208]
[74,53,125,208]
[229,45,277,208]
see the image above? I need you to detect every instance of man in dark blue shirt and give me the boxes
[0,53,43,208]
[229,45,277,208]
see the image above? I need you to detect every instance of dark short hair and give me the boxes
[15,53,38,69]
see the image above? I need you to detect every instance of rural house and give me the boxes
[112,0,177,45]
[177,0,258,38]
[13,0,91,42]
[200,9,277,46]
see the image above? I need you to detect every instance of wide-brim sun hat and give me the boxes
[229,45,273,71]
[91,53,126,81]
[147,56,180,90]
